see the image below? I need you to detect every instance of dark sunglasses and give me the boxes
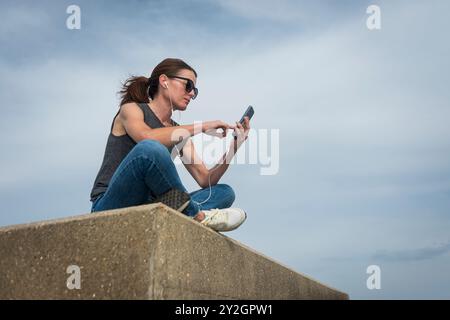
[169,76,198,99]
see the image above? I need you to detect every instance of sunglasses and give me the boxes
[169,76,198,99]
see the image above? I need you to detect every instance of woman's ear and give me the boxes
[159,74,169,89]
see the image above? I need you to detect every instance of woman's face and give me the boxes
[165,69,197,111]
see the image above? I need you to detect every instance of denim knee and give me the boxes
[216,183,235,207]
[135,139,171,161]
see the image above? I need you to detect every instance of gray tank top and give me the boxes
[90,103,179,202]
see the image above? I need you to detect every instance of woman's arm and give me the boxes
[181,117,251,188]
[120,103,233,148]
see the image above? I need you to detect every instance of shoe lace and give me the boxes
[200,208,224,225]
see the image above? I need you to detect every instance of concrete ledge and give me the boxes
[0,204,348,299]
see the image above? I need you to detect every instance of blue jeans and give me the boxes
[90,139,235,217]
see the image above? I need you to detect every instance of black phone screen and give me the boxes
[239,105,254,124]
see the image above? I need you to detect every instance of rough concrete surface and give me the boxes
[0,204,349,299]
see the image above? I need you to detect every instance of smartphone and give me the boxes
[239,105,254,125]
[233,105,254,138]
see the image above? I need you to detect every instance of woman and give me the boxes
[90,58,251,232]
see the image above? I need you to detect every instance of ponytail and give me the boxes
[118,76,150,106]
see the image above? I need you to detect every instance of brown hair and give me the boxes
[118,58,197,106]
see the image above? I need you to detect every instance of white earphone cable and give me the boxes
[166,82,219,207]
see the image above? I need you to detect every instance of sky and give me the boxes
[1,0,449,299]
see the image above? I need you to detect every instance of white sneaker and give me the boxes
[199,207,247,232]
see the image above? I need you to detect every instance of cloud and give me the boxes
[214,0,358,24]
[0,2,51,40]
[373,242,450,262]
[1,0,450,299]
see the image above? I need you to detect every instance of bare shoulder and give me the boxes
[119,102,144,121]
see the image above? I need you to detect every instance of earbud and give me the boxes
[164,81,168,89]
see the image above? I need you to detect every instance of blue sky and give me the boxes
[1,0,450,299]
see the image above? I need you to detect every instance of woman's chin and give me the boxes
[177,103,188,111]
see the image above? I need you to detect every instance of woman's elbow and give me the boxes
[199,180,209,189]
[198,174,213,189]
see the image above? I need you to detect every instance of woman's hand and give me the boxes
[202,120,235,138]
[233,116,251,146]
